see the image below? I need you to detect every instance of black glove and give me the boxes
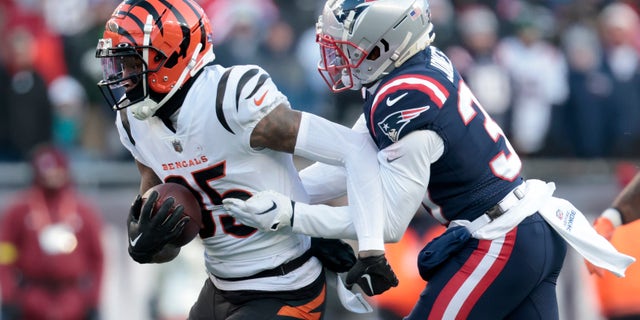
[310,238,356,273]
[127,192,189,263]
[345,254,399,296]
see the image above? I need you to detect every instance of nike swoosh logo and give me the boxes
[130,233,142,247]
[386,92,408,107]
[256,201,277,215]
[360,274,374,292]
[386,156,402,163]
[254,90,269,106]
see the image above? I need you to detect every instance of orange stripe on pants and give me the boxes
[276,284,326,320]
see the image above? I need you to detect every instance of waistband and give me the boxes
[465,183,526,234]
[214,249,313,282]
[485,184,526,221]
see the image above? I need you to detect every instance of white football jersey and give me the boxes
[116,64,321,292]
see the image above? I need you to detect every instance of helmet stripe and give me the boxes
[124,1,163,31]
[179,0,202,18]
[117,26,138,46]
[171,0,209,51]
[159,0,187,25]
[172,0,209,50]
[118,0,206,54]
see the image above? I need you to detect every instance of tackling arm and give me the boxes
[612,173,640,224]
[250,104,385,252]
[230,129,445,243]
[297,114,368,204]
[292,130,442,242]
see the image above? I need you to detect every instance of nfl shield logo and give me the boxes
[172,140,183,153]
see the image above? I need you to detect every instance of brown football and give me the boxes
[142,182,203,246]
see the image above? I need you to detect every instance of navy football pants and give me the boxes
[406,213,567,320]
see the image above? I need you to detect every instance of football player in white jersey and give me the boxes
[94,0,398,319]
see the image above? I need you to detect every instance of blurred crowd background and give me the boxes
[0,0,639,319]
[0,0,639,161]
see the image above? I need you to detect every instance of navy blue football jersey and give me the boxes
[363,47,524,222]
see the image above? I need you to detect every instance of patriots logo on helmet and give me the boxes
[332,0,373,22]
[377,106,430,142]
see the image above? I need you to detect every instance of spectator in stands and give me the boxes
[495,3,569,156]
[446,5,512,130]
[597,2,640,157]
[0,144,105,320]
[0,0,67,86]
[0,57,12,161]
[560,24,612,157]
[295,24,335,120]
[2,27,54,161]
[56,0,124,160]
[47,75,89,159]
[257,19,319,116]
[201,0,279,66]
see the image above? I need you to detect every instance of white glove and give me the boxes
[222,190,293,231]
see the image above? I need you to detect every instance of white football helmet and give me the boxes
[316,0,435,92]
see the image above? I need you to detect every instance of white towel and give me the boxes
[452,179,635,278]
[335,274,373,313]
[539,197,635,277]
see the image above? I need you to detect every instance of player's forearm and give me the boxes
[291,203,356,239]
[299,162,347,204]
[612,173,640,224]
[375,131,437,242]
[294,112,385,251]
[136,160,162,195]
[249,104,300,153]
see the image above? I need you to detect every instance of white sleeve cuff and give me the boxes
[601,208,623,227]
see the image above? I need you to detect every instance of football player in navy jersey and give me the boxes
[224,0,634,319]
[94,0,399,318]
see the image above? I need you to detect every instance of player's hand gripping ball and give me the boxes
[141,182,203,246]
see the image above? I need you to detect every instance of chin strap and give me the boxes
[130,42,206,120]
[154,43,203,107]
[130,15,153,120]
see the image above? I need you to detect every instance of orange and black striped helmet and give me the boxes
[96,0,214,118]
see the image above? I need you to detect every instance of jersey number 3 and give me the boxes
[457,81,521,181]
